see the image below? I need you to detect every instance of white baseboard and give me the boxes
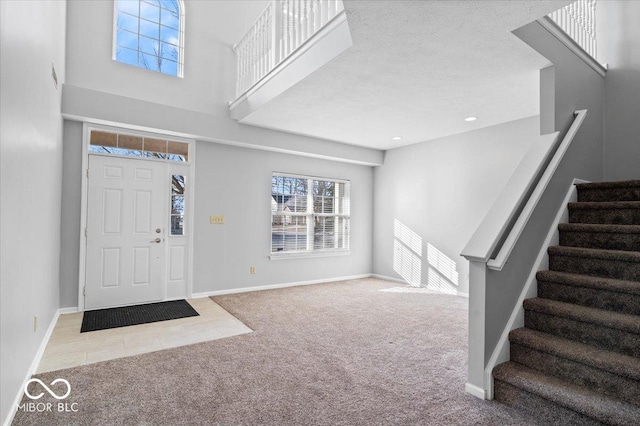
[371,274,407,284]
[3,307,65,426]
[482,178,585,400]
[465,382,487,399]
[58,307,79,314]
[372,274,469,297]
[29,310,61,375]
[191,274,373,299]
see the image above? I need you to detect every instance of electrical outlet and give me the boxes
[210,215,225,225]
[33,316,38,332]
[250,266,256,274]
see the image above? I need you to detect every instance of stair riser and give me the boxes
[537,281,640,315]
[578,187,640,202]
[510,343,640,406]
[524,310,640,357]
[549,254,640,281]
[560,230,640,252]
[493,380,603,426]
[569,208,640,225]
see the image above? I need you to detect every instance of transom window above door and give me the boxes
[89,129,189,162]
[113,0,185,77]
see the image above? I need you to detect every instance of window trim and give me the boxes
[112,0,186,77]
[170,173,187,236]
[270,172,351,259]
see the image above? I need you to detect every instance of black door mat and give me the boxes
[81,299,199,332]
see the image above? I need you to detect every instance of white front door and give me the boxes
[85,155,166,309]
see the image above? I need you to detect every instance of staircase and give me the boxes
[493,180,640,425]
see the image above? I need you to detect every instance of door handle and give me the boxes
[151,238,162,243]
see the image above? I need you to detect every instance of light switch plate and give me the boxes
[210,215,225,224]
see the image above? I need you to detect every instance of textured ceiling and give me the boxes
[239,0,572,150]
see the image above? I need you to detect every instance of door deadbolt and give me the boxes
[156,228,162,233]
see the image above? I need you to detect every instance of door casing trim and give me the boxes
[78,122,196,312]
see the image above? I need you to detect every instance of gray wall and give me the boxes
[372,116,541,296]
[58,132,374,307]
[598,0,640,181]
[58,0,379,307]
[59,120,84,308]
[61,84,383,166]
[193,143,373,293]
[63,0,382,165]
[480,21,605,362]
[65,0,268,116]
[0,1,67,422]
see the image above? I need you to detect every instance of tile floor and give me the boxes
[37,297,252,373]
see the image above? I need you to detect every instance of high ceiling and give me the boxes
[239,0,571,150]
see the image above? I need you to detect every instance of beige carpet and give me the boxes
[12,278,542,425]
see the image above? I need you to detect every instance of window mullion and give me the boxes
[137,1,142,65]
[344,184,350,249]
[306,178,314,251]
[157,13,162,70]
[334,183,339,249]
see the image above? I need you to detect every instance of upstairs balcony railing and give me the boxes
[548,0,597,60]
[233,0,345,100]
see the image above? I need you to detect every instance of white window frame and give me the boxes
[112,0,186,77]
[270,172,350,260]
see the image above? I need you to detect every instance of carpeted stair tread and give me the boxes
[548,245,640,263]
[536,270,640,296]
[576,181,640,202]
[559,223,640,251]
[576,180,640,190]
[568,201,640,210]
[568,201,640,225]
[569,204,640,225]
[509,335,640,406]
[493,361,640,425]
[548,246,640,281]
[536,270,640,314]
[509,328,640,381]
[559,223,640,234]
[523,298,640,335]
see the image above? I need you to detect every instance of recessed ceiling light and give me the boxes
[392,136,403,141]
[464,116,478,122]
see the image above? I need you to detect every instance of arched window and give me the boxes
[113,0,184,77]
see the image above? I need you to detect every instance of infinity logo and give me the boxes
[24,378,71,400]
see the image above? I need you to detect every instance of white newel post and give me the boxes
[466,260,488,399]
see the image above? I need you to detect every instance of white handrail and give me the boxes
[233,0,344,100]
[487,110,587,270]
[461,110,588,269]
[548,0,597,60]
[461,131,558,263]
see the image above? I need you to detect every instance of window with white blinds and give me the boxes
[271,173,350,256]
